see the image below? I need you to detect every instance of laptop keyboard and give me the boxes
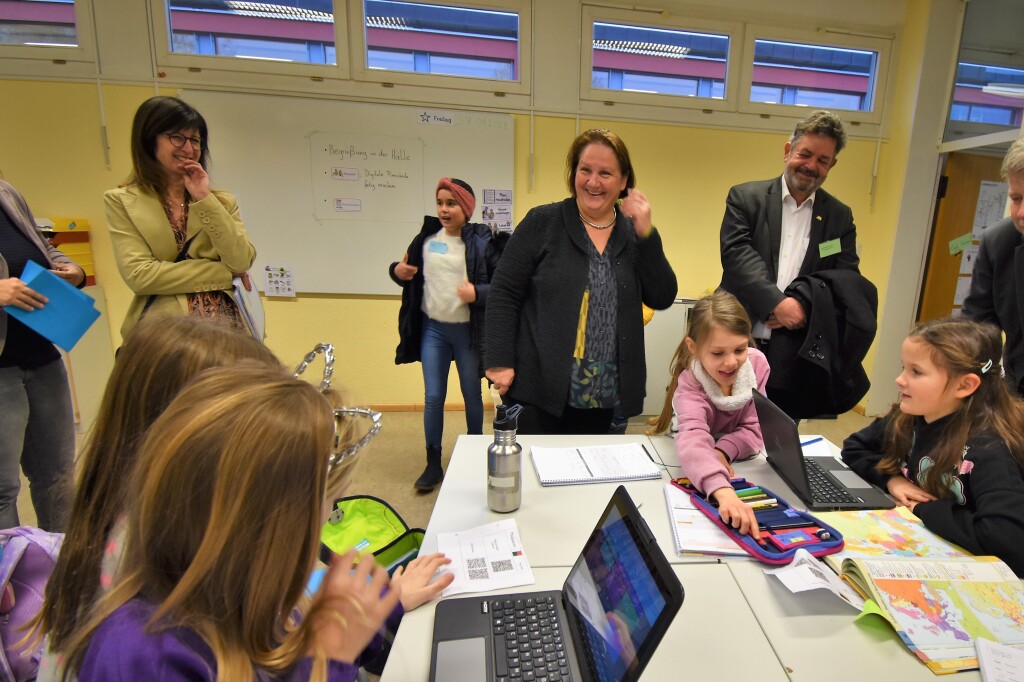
[804,458,860,504]
[490,595,572,682]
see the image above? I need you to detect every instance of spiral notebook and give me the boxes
[531,443,663,486]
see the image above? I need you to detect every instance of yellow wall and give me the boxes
[1,78,909,406]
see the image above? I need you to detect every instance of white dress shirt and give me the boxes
[753,176,815,340]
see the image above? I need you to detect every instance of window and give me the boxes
[362,0,519,80]
[580,7,738,113]
[0,0,95,73]
[948,62,1024,129]
[736,27,891,125]
[748,39,878,112]
[0,0,77,46]
[589,21,729,100]
[162,0,337,65]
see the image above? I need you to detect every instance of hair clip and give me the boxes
[981,358,993,374]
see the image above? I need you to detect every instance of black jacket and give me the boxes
[764,269,877,418]
[484,198,677,418]
[962,218,1024,393]
[389,216,506,377]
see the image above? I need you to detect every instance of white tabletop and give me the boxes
[727,561,982,681]
[421,434,706,568]
[380,563,790,681]
[387,434,974,681]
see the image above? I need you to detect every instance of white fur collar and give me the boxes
[690,357,757,412]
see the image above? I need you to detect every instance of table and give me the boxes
[381,433,987,682]
[380,564,790,681]
[728,561,982,681]
[418,434,698,568]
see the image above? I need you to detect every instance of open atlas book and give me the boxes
[835,554,1024,674]
[814,507,1024,674]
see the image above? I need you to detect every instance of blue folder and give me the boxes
[4,260,100,352]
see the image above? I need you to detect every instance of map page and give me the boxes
[843,556,1024,674]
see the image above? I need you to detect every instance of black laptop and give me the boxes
[428,486,684,682]
[752,390,895,511]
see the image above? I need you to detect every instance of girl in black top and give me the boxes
[842,317,1024,576]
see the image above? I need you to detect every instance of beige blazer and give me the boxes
[104,185,256,339]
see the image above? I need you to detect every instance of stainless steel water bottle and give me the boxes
[487,404,524,513]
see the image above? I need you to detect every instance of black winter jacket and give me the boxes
[764,269,877,419]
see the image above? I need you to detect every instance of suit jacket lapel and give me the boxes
[767,179,783,280]
[123,188,180,260]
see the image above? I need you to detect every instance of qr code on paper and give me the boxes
[467,558,486,570]
[468,568,489,580]
[491,559,513,572]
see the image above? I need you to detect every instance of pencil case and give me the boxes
[672,477,844,565]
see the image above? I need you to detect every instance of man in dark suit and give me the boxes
[719,110,868,418]
[963,136,1024,395]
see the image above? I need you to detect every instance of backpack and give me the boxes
[319,495,424,574]
[0,527,63,682]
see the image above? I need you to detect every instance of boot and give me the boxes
[414,447,444,492]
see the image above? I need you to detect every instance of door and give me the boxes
[917,151,1005,323]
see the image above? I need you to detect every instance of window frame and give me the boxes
[347,0,531,95]
[737,24,892,125]
[0,0,97,72]
[148,0,350,80]
[578,5,740,113]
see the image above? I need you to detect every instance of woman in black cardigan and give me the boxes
[484,130,677,435]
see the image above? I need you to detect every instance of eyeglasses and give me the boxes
[164,132,202,150]
[294,343,383,469]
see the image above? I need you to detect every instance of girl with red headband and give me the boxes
[389,178,506,491]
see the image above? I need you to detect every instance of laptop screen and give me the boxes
[562,496,671,682]
[752,389,812,499]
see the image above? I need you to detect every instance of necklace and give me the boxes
[163,192,189,235]
[578,206,616,230]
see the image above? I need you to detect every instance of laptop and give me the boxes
[428,486,684,682]
[752,389,895,511]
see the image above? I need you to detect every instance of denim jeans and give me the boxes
[0,359,75,531]
[421,317,483,450]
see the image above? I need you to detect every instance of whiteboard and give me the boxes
[182,91,514,294]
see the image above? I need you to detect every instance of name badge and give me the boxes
[428,240,448,254]
[818,238,841,258]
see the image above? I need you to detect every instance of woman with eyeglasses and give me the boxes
[105,95,256,341]
[60,364,451,681]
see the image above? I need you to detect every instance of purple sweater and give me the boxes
[672,347,770,496]
[78,598,403,681]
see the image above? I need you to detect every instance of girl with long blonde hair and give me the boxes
[649,291,769,538]
[62,364,450,681]
[35,316,278,681]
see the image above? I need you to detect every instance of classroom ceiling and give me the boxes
[960,0,1024,67]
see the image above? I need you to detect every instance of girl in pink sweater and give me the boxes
[649,291,770,537]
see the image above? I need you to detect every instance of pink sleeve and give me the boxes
[714,349,770,462]
[672,371,732,496]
